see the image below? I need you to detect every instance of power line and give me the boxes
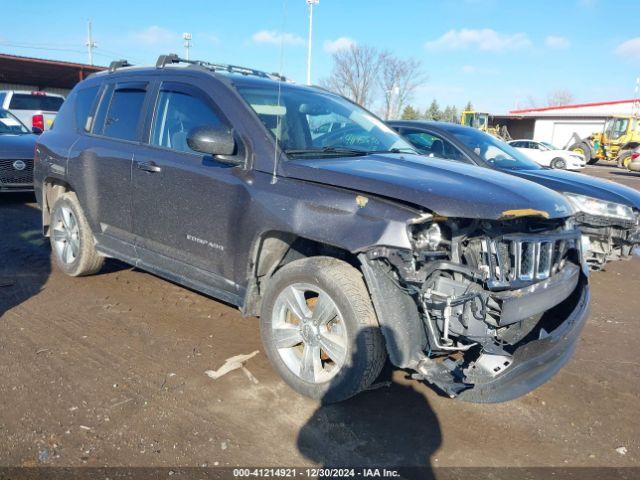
[0,41,86,55]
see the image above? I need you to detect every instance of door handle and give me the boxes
[136,161,162,173]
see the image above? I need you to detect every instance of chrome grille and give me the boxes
[480,232,578,289]
[0,158,33,185]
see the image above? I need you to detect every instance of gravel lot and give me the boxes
[1,164,639,472]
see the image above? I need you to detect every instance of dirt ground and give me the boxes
[1,164,639,471]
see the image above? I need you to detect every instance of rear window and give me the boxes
[9,93,65,111]
[75,86,100,132]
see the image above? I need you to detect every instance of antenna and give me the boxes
[272,0,289,184]
[306,0,319,85]
[86,19,97,65]
[183,32,192,61]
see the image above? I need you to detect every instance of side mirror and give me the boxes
[32,126,43,135]
[187,125,236,156]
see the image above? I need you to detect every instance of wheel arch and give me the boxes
[241,230,360,316]
[41,177,74,237]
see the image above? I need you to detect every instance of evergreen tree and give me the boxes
[464,101,473,111]
[442,105,453,123]
[400,105,420,120]
[451,106,459,123]
[425,99,442,121]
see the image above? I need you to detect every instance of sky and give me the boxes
[2,0,640,113]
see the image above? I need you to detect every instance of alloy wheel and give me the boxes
[52,206,80,265]
[271,283,348,384]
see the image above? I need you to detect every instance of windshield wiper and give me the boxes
[371,148,417,155]
[284,147,369,157]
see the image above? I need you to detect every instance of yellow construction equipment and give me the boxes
[460,110,511,141]
[568,115,640,167]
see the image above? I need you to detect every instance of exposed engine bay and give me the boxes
[575,212,640,269]
[361,214,588,400]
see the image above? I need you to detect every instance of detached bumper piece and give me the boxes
[492,263,580,325]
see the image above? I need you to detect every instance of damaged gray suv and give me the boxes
[34,55,590,403]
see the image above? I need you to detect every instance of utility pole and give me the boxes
[86,19,97,66]
[633,77,640,119]
[306,0,319,85]
[183,32,192,60]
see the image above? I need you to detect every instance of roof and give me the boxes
[509,98,640,114]
[0,53,105,89]
[90,61,315,93]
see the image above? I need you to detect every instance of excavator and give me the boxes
[568,115,640,167]
[460,110,512,141]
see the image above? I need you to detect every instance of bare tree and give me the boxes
[547,89,575,107]
[320,45,382,109]
[378,54,426,120]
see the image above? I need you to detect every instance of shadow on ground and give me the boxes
[297,328,441,476]
[0,194,50,319]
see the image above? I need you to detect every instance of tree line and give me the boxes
[400,100,474,122]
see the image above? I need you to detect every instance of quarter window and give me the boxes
[150,89,223,154]
[99,86,147,141]
[74,86,100,132]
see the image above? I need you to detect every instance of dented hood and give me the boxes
[284,154,573,220]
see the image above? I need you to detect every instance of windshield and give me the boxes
[0,109,30,135]
[237,85,416,157]
[541,141,558,150]
[447,126,541,170]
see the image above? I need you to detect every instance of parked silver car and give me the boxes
[0,90,65,131]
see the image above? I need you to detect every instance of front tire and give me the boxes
[260,257,386,403]
[550,157,567,169]
[49,193,104,277]
[570,142,596,164]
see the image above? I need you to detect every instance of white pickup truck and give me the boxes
[0,90,65,132]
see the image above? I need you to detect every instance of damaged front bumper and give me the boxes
[456,276,589,403]
[359,218,590,402]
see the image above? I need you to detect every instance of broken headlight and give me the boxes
[408,216,445,251]
[564,193,635,222]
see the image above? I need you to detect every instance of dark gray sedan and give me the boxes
[0,109,38,192]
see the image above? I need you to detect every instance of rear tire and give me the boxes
[617,150,633,169]
[550,157,567,169]
[49,193,104,277]
[260,256,386,403]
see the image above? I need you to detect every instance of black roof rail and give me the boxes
[156,53,180,68]
[154,53,287,81]
[108,59,132,73]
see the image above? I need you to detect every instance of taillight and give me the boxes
[632,152,640,160]
[32,114,44,131]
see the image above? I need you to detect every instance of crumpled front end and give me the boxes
[360,214,590,402]
[576,211,640,269]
